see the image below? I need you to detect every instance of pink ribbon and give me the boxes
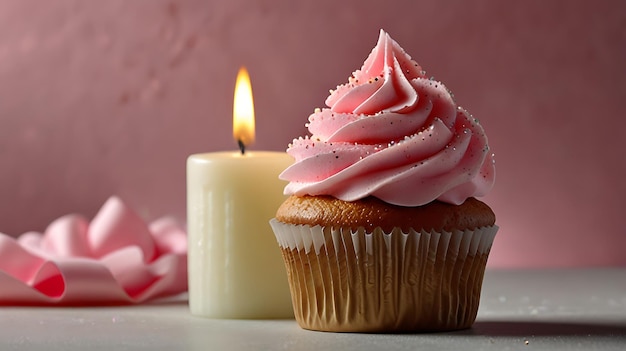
[0,197,187,305]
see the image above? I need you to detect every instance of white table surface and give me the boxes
[0,269,624,351]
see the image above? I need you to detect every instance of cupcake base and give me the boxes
[270,220,498,333]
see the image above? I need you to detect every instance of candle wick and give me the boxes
[238,139,246,155]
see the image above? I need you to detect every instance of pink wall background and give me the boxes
[1,0,625,268]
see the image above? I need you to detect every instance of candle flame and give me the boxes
[233,67,255,153]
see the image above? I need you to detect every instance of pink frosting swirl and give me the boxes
[281,30,495,206]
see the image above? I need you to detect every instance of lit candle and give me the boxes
[186,67,294,319]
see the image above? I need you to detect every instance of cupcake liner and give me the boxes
[270,219,498,332]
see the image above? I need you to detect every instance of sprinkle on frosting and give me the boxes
[281,30,495,206]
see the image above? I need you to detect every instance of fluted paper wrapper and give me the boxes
[270,219,498,332]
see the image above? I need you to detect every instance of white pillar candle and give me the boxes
[186,67,294,319]
[187,152,293,318]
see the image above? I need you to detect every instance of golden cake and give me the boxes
[270,30,497,332]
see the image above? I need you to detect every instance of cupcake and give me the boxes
[270,30,497,332]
